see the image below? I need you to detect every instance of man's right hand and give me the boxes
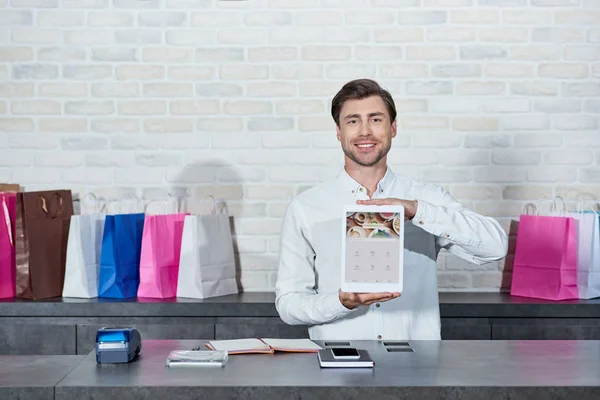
[338,289,400,310]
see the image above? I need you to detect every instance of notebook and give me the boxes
[205,338,322,354]
[317,349,375,368]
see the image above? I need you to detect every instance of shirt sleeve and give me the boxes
[411,186,508,264]
[275,199,355,326]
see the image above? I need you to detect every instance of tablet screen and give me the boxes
[344,211,402,284]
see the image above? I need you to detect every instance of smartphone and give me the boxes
[330,347,361,359]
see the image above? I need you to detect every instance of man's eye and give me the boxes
[372,118,382,122]
[348,119,357,124]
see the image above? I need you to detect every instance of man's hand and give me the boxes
[356,198,418,221]
[339,289,400,310]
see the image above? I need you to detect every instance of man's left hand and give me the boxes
[356,198,418,221]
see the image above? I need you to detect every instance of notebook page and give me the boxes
[260,338,322,351]
[206,339,271,352]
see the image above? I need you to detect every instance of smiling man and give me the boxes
[275,78,508,341]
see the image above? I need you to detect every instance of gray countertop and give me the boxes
[51,339,600,399]
[1,292,600,318]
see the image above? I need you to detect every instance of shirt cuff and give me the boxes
[411,199,437,228]
[326,293,356,318]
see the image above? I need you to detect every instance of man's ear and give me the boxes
[391,119,397,138]
[335,123,341,141]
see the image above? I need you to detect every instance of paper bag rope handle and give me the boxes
[1,197,12,246]
[39,193,64,219]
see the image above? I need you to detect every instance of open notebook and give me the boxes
[205,338,322,355]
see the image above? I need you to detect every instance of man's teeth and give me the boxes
[357,144,375,148]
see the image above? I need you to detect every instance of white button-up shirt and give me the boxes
[275,167,508,341]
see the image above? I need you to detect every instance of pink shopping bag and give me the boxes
[511,214,578,300]
[137,212,188,298]
[0,193,17,298]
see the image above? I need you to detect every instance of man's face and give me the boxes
[336,95,397,168]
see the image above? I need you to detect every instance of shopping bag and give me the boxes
[577,209,600,299]
[511,204,578,300]
[15,190,74,299]
[0,184,19,193]
[137,198,188,299]
[176,197,238,299]
[98,197,145,299]
[0,193,16,298]
[62,193,107,298]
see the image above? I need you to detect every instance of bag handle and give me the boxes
[522,203,538,216]
[144,194,179,215]
[39,192,64,219]
[1,196,13,246]
[75,192,106,215]
[550,196,567,216]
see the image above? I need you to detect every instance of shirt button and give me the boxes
[375,303,380,307]
[419,220,424,225]
[445,234,450,238]
[377,335,382,340]
[359,187,364,192]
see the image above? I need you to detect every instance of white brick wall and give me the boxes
[1,0,598,292]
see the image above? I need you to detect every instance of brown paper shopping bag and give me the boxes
[0,184,19,193]
[15,190,73,299]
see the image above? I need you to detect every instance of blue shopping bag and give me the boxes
[98,213,145,298]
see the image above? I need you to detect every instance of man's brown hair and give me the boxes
[330,79,397,127]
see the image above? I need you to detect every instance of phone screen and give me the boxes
[331,347,360,358]
[345,211,402,283]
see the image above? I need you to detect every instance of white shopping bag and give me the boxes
[62,194,106,298]
[176,197,238,299]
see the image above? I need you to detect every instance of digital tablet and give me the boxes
[341,205,404,293]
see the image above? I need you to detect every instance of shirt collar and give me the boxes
[337,166,395,197]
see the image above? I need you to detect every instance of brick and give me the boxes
[438,151,489,166]
[401,116,449,130]
[503,115,550,130]
[39,118,86,133]
[92,48,137,62]
[474,167,526,183]
[425,0,472,5]
[298,115,335,131]
[114,0,160,8]
[452,117,499,131]
[218,167,265,183]
[235,239,268,254]
[170,100,219,115]
[492,150,541,165]
[270,166,321,182]
[555,11,600,24]
[117,168,165,184]
[224,101,271,115]
[220,64,268,80]
[11,29,61,44]
[166,0,211,8]
[91,119,139,133]
[166,30,215,46]
[65,101,113,115]
[398,11,446,25]
[555,185,600,201]
[355,46,402,60]
[450,185,502,200]
[564,45,600,61]
[371,0,419,5]
[272,64,322,79]
[345,10,394,25]
[589,29,600,43]
[0,118,33,133]
[64,30,113,45]
[503,185,553,201]
[480,0,526,4]
[450,10,499,24]
[0,11,32,26]
[111,135,160,150]
[197,118,243,132]
[63,65,112,80]
[88,11,133,27]
[139,11,186,26]
[196,83,242,97]
[268,27,320,44]
[160,134,209,150]
[91,83,139,98]
[476,202,526,219]
[170,66,215,80]
[261,133,309,148]
[12,168,61,184]
[294,10,343,26]
[580,170,600,183]
[195,48,243,63]
[267,203,288,218]
[12,100,60,115]
[514,133,562,147]
[406,81,452,95]
[374,28,424,42]
[534,99,581,113]
[143,83,192,97]
[437,272,470,288]
[485,64,534,77]
[299,81,344,97]
[63,0,108,7]
[510,45,561,60]
[527,167,578,182]
[510,81,558,96]
[406,45,455,60]
[135,153,183,167]
[412,133,462,148]
[479,28,528,42]
[0,83,34,97]
[533,0,579,4]
[218,29,266,45]
[395,99,428,113]
[430,99,479,113]
[243,11,292,26]
[561,82,600,96]
[380,64,429,78]
[144,118,194,133]
[38,10,84,26]
[269,237,280,253]
[0,152,31,166]
[119,100,166,115]
[116,65,164,80]
[248,118,294,131]
[209,134,259,149]
[0,47,32,62]
[482,98,530,113]
[456,81,505,95]
[584,99,600,112]
[302,45,350,61]
[421,168,473,183]
[460,45,507,60]
[117,29,162,45]
[38,47,85,62]
[61,136,108,151]
[432,64,481,77]
[532,27,583,43]
[63,168,113,184]
[502,9,552,24]
[276,99,323,114]
[249,46,297,62]
[545,150,593,165]
[39,83,87,97]
[285,149,341,165]
[247,83,296,97]
[321,28,370,43]
[427,27,476,42]
[554,115,599,131]
[34,152,83,167]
